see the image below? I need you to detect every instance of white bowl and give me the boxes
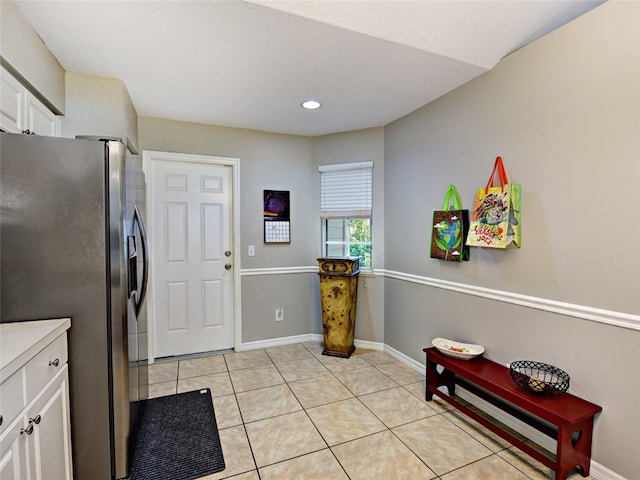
[432,337,485,360]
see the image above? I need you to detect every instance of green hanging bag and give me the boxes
[430,185,470,261]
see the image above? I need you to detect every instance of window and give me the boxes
[319,162,373,269]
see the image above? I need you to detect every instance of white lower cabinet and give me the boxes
[26,366,72,480]
[0,414,27,480]
[0,320,72,480]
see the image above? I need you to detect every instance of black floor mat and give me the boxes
[130,388,225,480]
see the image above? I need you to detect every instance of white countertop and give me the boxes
[0,318,71,383]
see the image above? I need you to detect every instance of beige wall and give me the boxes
[0,0,65,113]
[383,2,639,478]
[62,72,139,152]
[0,1,138,146]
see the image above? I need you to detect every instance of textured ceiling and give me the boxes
[15,0,604,136]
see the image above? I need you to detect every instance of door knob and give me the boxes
[225,264,232,270]
[225,250,232,257]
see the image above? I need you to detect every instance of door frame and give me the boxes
[142,150,242,363]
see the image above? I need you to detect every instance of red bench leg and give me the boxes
[425,357,455,400]
[425,358,437,400]
[556,419,594,479]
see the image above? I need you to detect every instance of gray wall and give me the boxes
[138,119,387,344]
[310,128,386,342]
[7,0,638,475]
[385,2,639,313]
[383,2,639,478]
[139,117,314,268]
[138,117,319,342]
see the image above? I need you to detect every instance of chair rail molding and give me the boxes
[380,269,640,332]
[241,266,639,331]
[241,266,317,276]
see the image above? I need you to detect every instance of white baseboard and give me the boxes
[383,344,424,373]
[353,338,384,351]
[242,334,385,352]
[241,333,318,351]
[589,462,628,480]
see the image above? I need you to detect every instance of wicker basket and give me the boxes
[509,360,570,397]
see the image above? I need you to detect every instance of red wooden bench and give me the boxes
[423,347,602,480]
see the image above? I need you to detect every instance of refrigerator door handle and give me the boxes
[133,204,149,316]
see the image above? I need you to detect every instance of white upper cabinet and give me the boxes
[24,92,60,137]
[0,66,24,133]
[0,66,60,136]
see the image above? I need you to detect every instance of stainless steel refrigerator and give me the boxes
[0,133,148,480]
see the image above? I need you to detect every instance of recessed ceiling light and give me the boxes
[301,99,321,110]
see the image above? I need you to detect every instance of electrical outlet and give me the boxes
[275,308,284,322]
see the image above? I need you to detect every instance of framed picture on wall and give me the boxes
[264,190,290,244]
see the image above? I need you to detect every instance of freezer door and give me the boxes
[0,133,117,479]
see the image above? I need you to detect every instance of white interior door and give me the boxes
[147,154,235,358]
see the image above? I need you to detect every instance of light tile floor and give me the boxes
[141,342,595,480]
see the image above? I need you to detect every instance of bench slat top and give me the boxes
[424,347,602,425]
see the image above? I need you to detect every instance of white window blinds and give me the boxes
[319,162,373,218]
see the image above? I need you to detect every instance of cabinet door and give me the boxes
[26,367,73,480]
[0,65,60,136]
[25,92,60,137]
[0,67,24,133]
[0,415,28,480]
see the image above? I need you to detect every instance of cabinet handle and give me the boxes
[20,423,34,435]
[49,358,60,367]
[30,415,42,425]
[0,414,3,426]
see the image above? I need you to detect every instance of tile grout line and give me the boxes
[149,343,554,480]
[297,343,354,480]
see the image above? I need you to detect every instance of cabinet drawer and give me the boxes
[0,370,25,436]
[24,334,67,405]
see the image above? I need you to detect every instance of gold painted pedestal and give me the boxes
[318,257,360,358]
